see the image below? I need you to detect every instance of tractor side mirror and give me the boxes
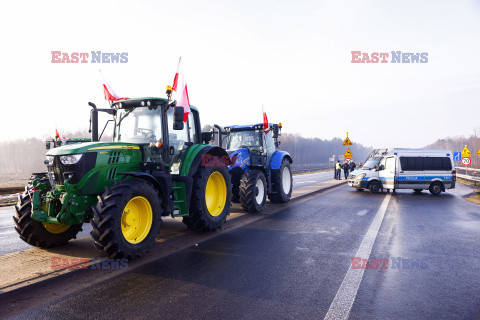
[173,106,184,130]
[201,132,213,144]
[272,124,279,139]
[46,141,51,150]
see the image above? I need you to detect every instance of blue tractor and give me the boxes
[221,123,293,212]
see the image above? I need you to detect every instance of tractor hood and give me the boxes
[46,142,140,156]
[228,148,250,169]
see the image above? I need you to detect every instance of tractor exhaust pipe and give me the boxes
[89,102,99,142]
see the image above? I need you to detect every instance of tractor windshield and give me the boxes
[115,107,162,144]
[227,130,262,150]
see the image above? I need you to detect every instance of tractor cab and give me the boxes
[223,122,293,213]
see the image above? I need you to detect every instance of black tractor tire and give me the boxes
[429,182,443,195]
[268,159,293,204]
[239,169,267,213]
[90,179,163,259]
[368,181,381,194]
[413,189,423,193]
[13,192,82,248]
[183,165,232,232]
[26,172,49,191]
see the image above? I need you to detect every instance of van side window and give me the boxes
[385,157,395,170]
[400,157,452,171]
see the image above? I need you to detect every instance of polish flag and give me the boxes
[262,106,269,133]
[55,129,66,141]
[172,57,190,122]
[99,70,128,101]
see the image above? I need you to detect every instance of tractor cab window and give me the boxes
[227,131,262,150]
[115,107,162,144]
[188,112,199,144]
[264,130,276,155]
[167,107,190,155]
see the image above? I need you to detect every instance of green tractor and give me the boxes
[14,93,232,259]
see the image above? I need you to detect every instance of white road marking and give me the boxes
[324,194,391,320]
[356,210,368,216]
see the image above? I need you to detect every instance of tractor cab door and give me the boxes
[264,130,276,166]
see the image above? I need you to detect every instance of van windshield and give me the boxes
[362,157,382,169]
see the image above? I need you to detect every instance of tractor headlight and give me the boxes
[355,173,366,180]
[44,156,54,166]
[60,154,83,165]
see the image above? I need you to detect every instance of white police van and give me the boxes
[348,149,456,195]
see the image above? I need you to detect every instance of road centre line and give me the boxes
[324,194,392,320]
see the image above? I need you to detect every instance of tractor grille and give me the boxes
[47,153,97,185]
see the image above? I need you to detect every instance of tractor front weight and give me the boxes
[31,181,97,225]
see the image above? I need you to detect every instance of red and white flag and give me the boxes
[99,70,128,101]
[55,129,67,141]
[262,106,269,133]
[172,57,190,122]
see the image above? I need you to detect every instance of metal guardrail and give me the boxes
[457,174,480,186]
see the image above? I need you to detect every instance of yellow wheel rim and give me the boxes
[205,171,227,217]
[121,196,153,244]
[43,222,70,234]
[41,203,70,234]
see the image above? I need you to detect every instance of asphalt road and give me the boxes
[8,183,480,320]
[0,171,333,256]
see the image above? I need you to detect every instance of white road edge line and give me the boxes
[324,194,392,320]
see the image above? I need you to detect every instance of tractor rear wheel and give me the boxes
[183,165,232,232]
[13,192,82,248]
[90,179,163,259]
[240,169,267,213]
[268,159,293,203]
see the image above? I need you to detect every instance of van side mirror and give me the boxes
[173,106,184,130]
[378,164,385,171]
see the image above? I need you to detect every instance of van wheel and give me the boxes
[368,181,381,194]
[413,189,423,193]
[429,182,442,195]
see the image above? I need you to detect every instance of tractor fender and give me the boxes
[228,148,250,171]
[270,151,293,170]
[180,145,230,177]
[120,171,174,213]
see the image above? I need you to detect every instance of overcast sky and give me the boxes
[1,0,479,148]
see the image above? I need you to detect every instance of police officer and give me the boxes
[342,162,349,179]
[350,161,356,172]
[335,161,342,180]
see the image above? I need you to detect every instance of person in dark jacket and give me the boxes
[342,162,350,179]
[350,161,356,172]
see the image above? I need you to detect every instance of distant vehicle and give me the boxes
[348,148,456,195]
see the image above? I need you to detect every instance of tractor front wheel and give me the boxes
[183,165,232,232]
[240,169,267,213]
[13,192,82,248]
[90,179,163,259]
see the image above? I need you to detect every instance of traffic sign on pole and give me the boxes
[453,152,461,161]
[343,132,352,146]
[344,148,353,159]
[344,158,352,163]
[461,145,471,158]
[461,157,471,166]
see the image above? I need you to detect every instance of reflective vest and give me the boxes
[336,163,341,170]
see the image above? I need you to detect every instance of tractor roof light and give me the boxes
[279,122,282,128]
[166,85,172,94]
